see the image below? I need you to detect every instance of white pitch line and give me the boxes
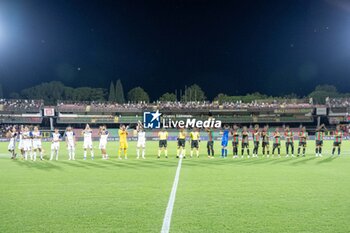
[161,157,183,233]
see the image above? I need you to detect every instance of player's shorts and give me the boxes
[232,141,239,147]
[8,140,15,151]
[221,140,228,147]
[119,141,128,149]
[159,140,167,148]
[298,142,307,147]
[316,140,323,146]
[51,142,60,151]
[99,141,107,150]
[241,142,249,148]
[83,140,93,149]
[273,143,281,148]
[191,140,199,149]
[333,142,341,147]
[67,142,75,150]
[254,141,259,147]
[178,139,186,147]
[18,141,23,150]
[23,141,32,151]
[137,141,146,148]
[285,142,294,147]
[32,141,42,149]
[207,141,214,148]
[262,141,269,147]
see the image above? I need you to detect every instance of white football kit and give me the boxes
[65,131,75,150]
[83,130,93,149]
[51,133,61,150]
[99,131,108,149]
[7,132,17,151]
[32,131,42,149]
[137,131,146,148]
[18,132,23,150]
[22,131,32,151]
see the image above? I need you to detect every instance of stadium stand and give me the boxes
[0,99,43,124]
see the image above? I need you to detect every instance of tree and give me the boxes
[19,81,107,104]
[308,85,339,104]
[127,87,150,102]
[73,87,106,101]
[9,92,20,99]
[315,85,337,93]
[159,92,177,102]
[0,83,3,98]
[108,81,116,101]
[181,84,206,102]
[115,79,125,103]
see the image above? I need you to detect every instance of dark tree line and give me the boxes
[2,80,350,105]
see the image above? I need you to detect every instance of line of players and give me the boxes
[220,124,343,158]
[6,123,344,160]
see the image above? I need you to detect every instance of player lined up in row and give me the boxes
[218,124,343,159]
[5,123,344,160]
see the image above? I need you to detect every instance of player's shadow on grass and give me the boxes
[59,161,89,169]
[270,157,296,164]
[13,160,63,170]
[238,157,276,165]
[75,160,108,169]
[290,157,316,166]
[316,156,337,164]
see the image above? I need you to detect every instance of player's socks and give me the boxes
[24,151,28,160]
[338,148,341,155]
[165,150,168,158]
[332,148,335,155]
[142,149,145,159]
[158,149,161,158]
[72,151,75,160]
[137,149,140,159]
[221,148,224,157]
[91,151,94,160]
[176,149,180,158]
[224,149,227,157]
[196,150,199,158]
[84,151,87,160]
[302,148,306,156]
[55,151,59,160]
[50,151,54,160]
[190,151,193,158]
[124,149,128,159]
[68,151,72,160]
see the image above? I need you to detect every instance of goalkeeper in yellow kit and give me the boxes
[118,124,129,160]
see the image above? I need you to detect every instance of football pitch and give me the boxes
[1,140,350,233]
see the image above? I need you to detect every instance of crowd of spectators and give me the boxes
[0,99,43,112]
[326,98,350,108]
[56,100,314,112]
[0,124,18,137]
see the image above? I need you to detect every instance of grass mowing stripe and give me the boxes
[161,157,183,233]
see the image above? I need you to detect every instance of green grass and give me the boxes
[0,140,349,232]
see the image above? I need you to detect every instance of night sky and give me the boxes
[1,0,350,100]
